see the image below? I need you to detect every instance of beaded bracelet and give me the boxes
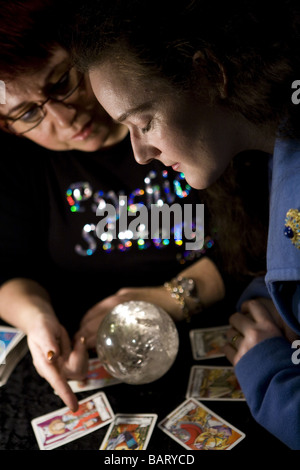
[164,276,202,322]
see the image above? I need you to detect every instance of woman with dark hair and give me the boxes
[66,0,300,448]
[0,0,231,413]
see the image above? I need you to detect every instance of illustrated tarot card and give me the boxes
[100,413,157,450]
[0,326,25,364]
[67,358,121,392]
[158,398,245,450]
[31,391,114,450]
[186,366,245,400]
[0,339,28,386]
[189,325,229,360]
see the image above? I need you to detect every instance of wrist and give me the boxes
[22,307,57,335]
[0,279,56,333]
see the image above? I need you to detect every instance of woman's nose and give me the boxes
[130,133,161,165]
[45,101,77,127]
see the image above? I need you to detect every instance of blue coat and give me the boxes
[235,139,300,449]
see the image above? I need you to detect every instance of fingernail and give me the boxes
[47,350,55,362]
[80,336,85,345]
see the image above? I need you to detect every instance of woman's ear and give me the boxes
[192,50,228,99]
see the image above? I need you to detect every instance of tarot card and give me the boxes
[100,413,157,450]
[0,326,27,386]
[0,326,25,363]
[189,325,229,360]
[31,391,114,450]
[0,338,28,386]
[67,358,121,392]
[158,398,245,450]
[186,366,245,400]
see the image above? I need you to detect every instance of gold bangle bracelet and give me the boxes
[164,276,202,322]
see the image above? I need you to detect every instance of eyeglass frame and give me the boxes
[1,68,84,135]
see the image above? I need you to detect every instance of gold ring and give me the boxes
[231,334,240,345]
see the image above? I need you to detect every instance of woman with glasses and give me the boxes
[0,0,231,415]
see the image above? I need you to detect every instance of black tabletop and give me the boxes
[0,300,290,460]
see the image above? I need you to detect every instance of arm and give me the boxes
[0,278,88,411]
[234,335,300,449]
[224,298,300,449]
[75,256,225,348]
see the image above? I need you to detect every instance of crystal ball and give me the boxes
[96,301,179,384]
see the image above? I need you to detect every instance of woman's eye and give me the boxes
[20,106,41,123]
[50,71,71,97]
[140,121,152,134]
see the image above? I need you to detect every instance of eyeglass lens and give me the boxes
[8,68,83,134]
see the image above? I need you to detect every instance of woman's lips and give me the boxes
[172,163,180,171]
[71,120,93,141]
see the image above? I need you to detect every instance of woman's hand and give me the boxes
[75,256,225,349]
[26,312,88,411]
[255,297,299,343]
[224,299,283,366]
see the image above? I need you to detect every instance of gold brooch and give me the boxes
[284,209,300,249]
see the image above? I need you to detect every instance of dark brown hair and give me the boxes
[67,0,300,138]
[201,150,269,279]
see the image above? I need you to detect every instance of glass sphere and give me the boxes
[96,301,179,384]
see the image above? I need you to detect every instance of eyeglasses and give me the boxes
[3,67,84,135]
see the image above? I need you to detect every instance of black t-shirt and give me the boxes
[0,133,207,331]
